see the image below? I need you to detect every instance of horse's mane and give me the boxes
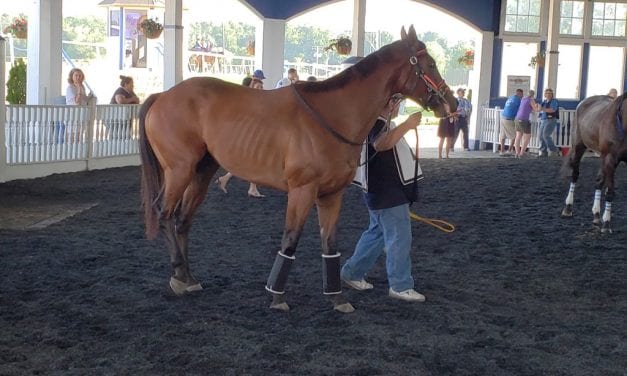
[299,38,425,94]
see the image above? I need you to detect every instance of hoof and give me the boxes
[169,277,202,296]
[269,294,290,312]
[592,214,601,225]
[561,205,573,217]
[333,302,355,313]
[601,222,612,234]
[269,302,290,312]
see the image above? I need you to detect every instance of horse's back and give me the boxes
[575,95,614,150]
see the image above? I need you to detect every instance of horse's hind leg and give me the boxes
[316,191,354,313]
[266,185,317,312]
[159,155,218,295]
[592,166,604,225]
[562,142,587,217]
[600,154,618,234]
[168,154,220,294]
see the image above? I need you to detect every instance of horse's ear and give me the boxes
[401,26,407,40]
[408,25,417,41]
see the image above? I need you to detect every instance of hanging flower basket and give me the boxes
[457,50,474,69]
[529,51,546,69]
[324,36,352,55]
[140,18,163,39]
[3,17,28,39]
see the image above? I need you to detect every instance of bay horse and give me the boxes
[561,91,627,233]
[138,25,457,312]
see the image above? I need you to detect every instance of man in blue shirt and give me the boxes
[341,97,426,302]
[499,89,523,155]
[537,88,560,157]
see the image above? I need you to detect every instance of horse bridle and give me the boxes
[404,48,450,112]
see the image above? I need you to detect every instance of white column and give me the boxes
[163,0,183,90]
[352,0,366,57]
[256,18,285,89]
[26,0,63,104]
[0,37,7,182]
[545,0,560,91]
[471,31,494,145]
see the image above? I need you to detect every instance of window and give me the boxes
[587,46,625,95]
[504,0,542,33]
[559,1,585,35]
[592,2,627,37]
[500,42,538,96]
[555,44,582,99]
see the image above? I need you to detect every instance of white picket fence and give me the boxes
[477,106,575,152]
[1,103,578,182]
[1,103,141,182]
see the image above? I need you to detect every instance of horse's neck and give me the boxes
[314,70,402,144]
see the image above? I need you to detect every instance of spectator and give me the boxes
[513,89,537,158]
[110,75,140,104]
[66,68,90,105]
[306,76,317,82]
[276,68,300,88]
[537,88,560,157]
[499,89,523,156]
[452,88,472,151]
[607,88,618,99]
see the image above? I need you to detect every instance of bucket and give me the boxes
[561,147,569,156]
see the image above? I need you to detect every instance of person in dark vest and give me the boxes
[341,96,426,302]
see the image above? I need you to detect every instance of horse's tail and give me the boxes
[139,93,162,240]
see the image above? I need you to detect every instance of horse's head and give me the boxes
[398,25,457,118]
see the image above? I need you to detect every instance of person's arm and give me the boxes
[115,92,140,104]
[373,112,422,151]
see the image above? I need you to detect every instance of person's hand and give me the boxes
[404,111,422,129]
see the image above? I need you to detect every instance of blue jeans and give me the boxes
[341,203,414,292]
[539,118,558,153]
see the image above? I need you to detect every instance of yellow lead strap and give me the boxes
[410,212,455,233]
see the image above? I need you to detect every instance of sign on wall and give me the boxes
[506,75,531,95]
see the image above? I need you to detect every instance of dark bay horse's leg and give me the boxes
[600,153,618,233]
[158,155,217,295]
[562,142,588,217]
[592,164,604,225]
[169,155,221,293]
[316,191,355,313]
[266,185,317,312]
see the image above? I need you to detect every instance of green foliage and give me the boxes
[62,16,106,60]
[6,58,27,104]
[188,21,255,56]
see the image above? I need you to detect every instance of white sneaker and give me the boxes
[342,278,373,291]
[388,288,425,302]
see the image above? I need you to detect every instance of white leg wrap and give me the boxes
[602,202,612,223]
[592,189,602,216]
[565,183,576,206]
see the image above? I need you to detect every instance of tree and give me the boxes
[63,16,106,60]
[6,58,26,104]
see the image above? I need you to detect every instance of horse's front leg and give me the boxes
[600,154,618,233]
[562,143,587,217]
[317,191,355,313]
[266,185,317,312]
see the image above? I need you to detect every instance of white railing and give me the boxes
[477,106,575,152]
[1,103,141,182]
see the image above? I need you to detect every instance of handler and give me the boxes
[341,96,426,302]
